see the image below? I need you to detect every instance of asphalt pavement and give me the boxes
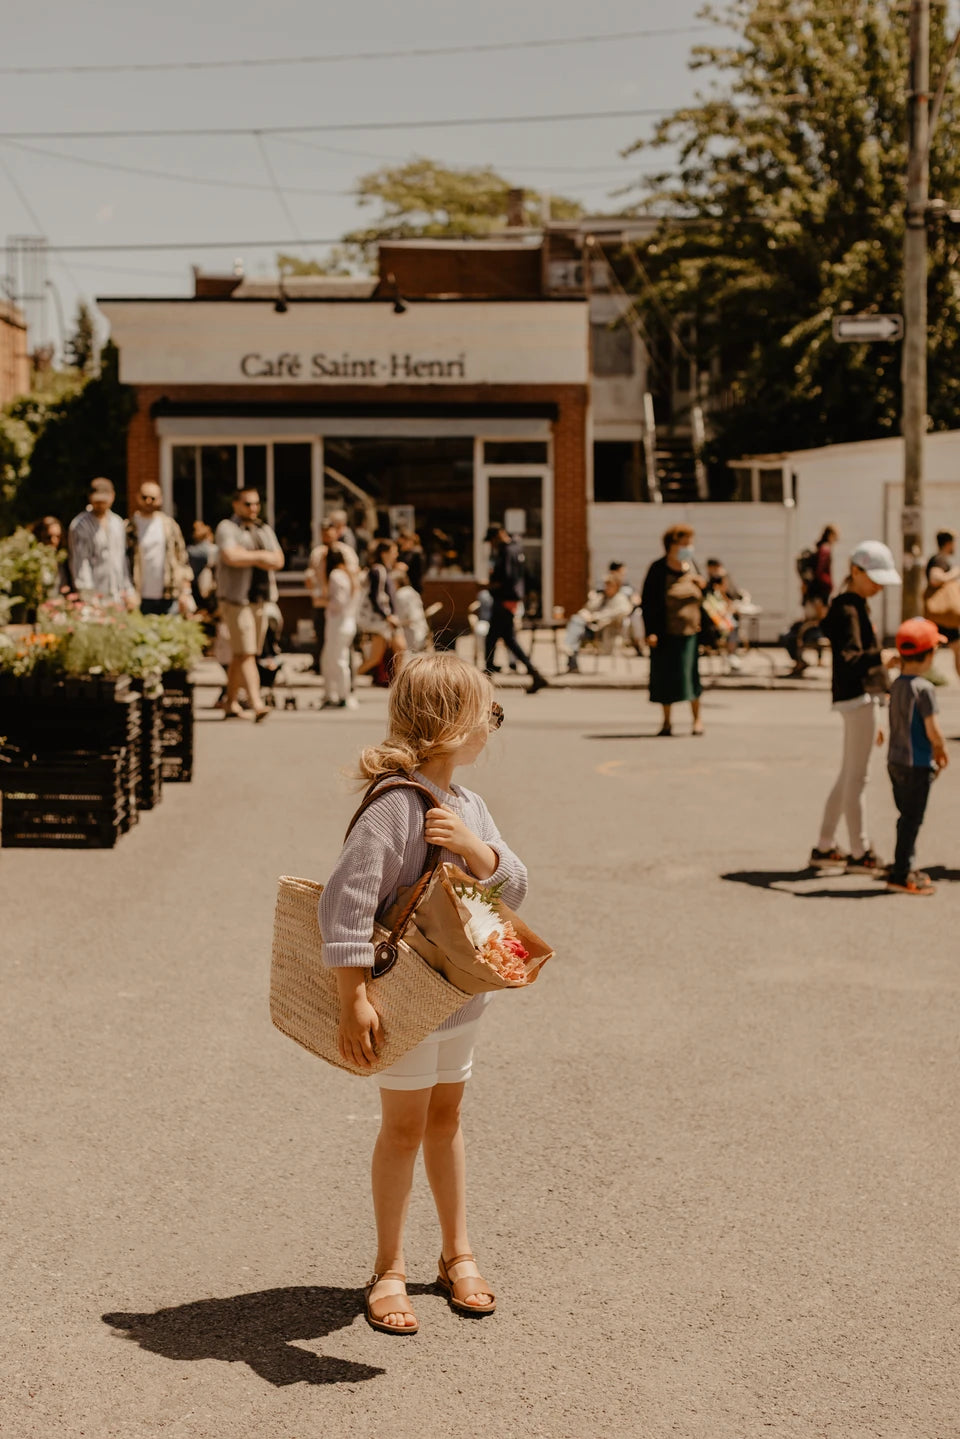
[2,676,958,1439]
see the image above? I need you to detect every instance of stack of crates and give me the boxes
[0,680,142,847]
[134,687,164,811]
[0,751,128,848]
[159,671,194,783]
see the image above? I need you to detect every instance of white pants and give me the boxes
[818,702,878,856]
[321,615,356,703]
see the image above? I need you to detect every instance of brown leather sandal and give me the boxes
[364,1271,419,1335]
[437,1253,496,1316]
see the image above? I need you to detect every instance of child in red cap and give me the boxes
[886,618,950,894]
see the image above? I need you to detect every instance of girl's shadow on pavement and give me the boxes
[102,1284,430,1386]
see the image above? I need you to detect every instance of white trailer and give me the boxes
[588,431,960,641]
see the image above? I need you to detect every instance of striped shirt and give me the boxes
[68,508,133,600]
[318,772,528,1032]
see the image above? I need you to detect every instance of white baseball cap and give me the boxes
[849,540,901,585]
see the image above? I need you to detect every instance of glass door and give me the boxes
[480,465,552,619]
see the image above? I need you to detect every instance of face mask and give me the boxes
[677,546,695,563]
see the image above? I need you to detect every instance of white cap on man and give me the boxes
[849,540,901,586]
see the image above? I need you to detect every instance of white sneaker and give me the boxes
[728,654,742,673]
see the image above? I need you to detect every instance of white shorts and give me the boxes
[377,1020,481,1092]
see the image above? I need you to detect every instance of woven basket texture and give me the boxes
[270,875,471,1076]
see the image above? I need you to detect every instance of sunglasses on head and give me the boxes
[489,702,505,731]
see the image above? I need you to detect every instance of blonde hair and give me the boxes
[356,654,494,782]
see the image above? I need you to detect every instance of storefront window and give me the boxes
[172,445,198,535]
[201,445,238,529]
[243,444,268,495]
[325,437,474,577]
[483,440,549,465]
[273,442,312,569]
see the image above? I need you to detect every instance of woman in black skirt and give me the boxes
[641,524,707,736]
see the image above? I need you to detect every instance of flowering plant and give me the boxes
[0,629,60,676]
[451,878,532,984]
[0,528,62,615]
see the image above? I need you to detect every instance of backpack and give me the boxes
[796,548,818,585]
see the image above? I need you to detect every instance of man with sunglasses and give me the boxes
[215,488,284,721]
[125,480,193,616]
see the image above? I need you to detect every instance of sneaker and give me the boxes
[887,871,936,895]
[728,655,742,673]
[565,657,580,674]
[845,849,884,876]
[809,845,848,869]
[527,674,549,694]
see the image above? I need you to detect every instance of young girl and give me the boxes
[810,540,901,873]
[318,654,527,1334]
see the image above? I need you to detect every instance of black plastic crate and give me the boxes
[1,754,126,848]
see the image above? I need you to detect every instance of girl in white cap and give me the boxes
[810,541,902,874]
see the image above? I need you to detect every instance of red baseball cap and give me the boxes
[895,617,944,656]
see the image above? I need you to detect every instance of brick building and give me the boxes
[0,300,30,407]
[99,242,590,632]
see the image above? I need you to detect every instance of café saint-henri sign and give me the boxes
[239,350,468,381]
[97,300,590,387]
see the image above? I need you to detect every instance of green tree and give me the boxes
[343,157,583,260]
[626,1,960,476]
[66,300,97,374]
[5,342,136,526]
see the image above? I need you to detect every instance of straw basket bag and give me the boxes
[270,778,553,1076]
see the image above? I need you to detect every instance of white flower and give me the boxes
[458,889,504,948]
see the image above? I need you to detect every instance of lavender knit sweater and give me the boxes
[318,772,528,1032]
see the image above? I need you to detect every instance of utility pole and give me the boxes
[902,0,930,620]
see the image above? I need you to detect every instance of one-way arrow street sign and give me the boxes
[832,313,904,343]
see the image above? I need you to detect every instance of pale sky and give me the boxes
[2,0,717,347]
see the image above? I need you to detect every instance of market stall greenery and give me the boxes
[0,528,63,624]
[0,595,205,681]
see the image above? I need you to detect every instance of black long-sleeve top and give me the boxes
[489,540,526,603]
[821,590,882,703]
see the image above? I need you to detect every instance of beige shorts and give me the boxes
[376,1019,481,1092]
[220,600,267,657]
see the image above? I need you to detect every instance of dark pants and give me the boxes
[311,607,326,673]
[888,763,934,882]
[484,603,542,678]
[140,597,176,616]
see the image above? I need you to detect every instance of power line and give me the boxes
[0,135,639,199]
[269,133,642,175]
[254,133,304,239]
[0,138,352,196]
[0,107,674,143]
[0,25,713,77]
[39,236,358,254]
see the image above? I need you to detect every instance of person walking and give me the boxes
[885,618,949,896]
[306,517,360,674]
[68,477,135,604]
[640,525,706,736]
[923,529,960,680]
[319,654,527,1334]
[809,540,902,874]
[358,539,406,686]
[214,487,284,721]
[786,524,838,676]
[320,547,359,709]
[483,524,548,694]
[126,480,193,616]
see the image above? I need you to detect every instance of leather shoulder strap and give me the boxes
[343,775,445,976]
[344,774,439,842]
